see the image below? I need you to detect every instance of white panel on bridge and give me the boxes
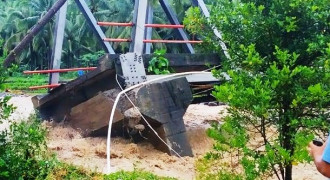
[120,53,147,87]
[147,72,230,83]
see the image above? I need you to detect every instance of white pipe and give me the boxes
[106,71,214,172]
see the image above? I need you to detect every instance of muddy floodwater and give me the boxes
[2,97,326,180]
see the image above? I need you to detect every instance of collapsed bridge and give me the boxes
[3,0,229,157]
[32,53,221,157]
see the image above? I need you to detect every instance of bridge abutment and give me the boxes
[135,77,193,156]
[32,53,220,157]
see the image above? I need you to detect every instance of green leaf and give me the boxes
[308,83,322,95]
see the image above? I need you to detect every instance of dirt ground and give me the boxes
[2,96,327,180]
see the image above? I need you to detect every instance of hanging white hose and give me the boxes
[106,71,213,172]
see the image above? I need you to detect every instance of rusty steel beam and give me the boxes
[29,84,61,90]
[24,67,97,74]
[103,38,132,42]
[145,24,184,28]
[143,39,202,44]
[97,22,134,27]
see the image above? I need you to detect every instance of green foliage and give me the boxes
[45,162,103,180]
[0,0,196,69]
[196,155,245,180]
[0,96,15,123]
[183,7,207,36]
[79,50,105,67]
[185,0,330,179]
[148,49,172,75]
[0,39,15,123]
[0,115,57,180]
[0,41,9,89]
[4,75,47,91]
[104,170,176,180]
[47,167,177,180]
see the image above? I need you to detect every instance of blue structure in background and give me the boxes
[77,70,85,77]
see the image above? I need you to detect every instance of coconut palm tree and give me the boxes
[1,0,56,69]
[1,0,202,69]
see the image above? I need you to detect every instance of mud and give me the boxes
[2,97,326,180]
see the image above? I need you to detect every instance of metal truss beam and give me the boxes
[145,1,154,54]
[129,0,140,52]
[190,0,231,59]
[159,0,195,54]
[132,0,149,54]
[49,1,68,86]
[75,0,115,54]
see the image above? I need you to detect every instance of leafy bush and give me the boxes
[185,0,329,179]
[104,170,176,180]
[0,39,15,122]
[45,162,103,180]
[0,96,15,123]
[0,115,57,179]
[148,49,171,75]
[79,51,105,67]
[0,41,8,89]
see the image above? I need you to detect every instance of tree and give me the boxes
[1,0,56,70]
[185,0,329,179]
[0,39,15,121]
[1,0,197,69]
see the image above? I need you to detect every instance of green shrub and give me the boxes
[45,162,103,180]
[0,41,8,89]
[104,170,176,180]
[0,96,15,123]
[185,0,329,179]
[0,115,57,179]
[148,49,172,75]
[79,51,105,67]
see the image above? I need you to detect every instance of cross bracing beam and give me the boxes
[159,0,195,54]
[75,0,115,54]
[145,24,184,28]
[103,38,132,42]
[143,40,202,44]
[190,0,231,59]
[97,22,134,27]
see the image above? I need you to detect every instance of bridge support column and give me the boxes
[65,76,193,156]
[135,77,193,156]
